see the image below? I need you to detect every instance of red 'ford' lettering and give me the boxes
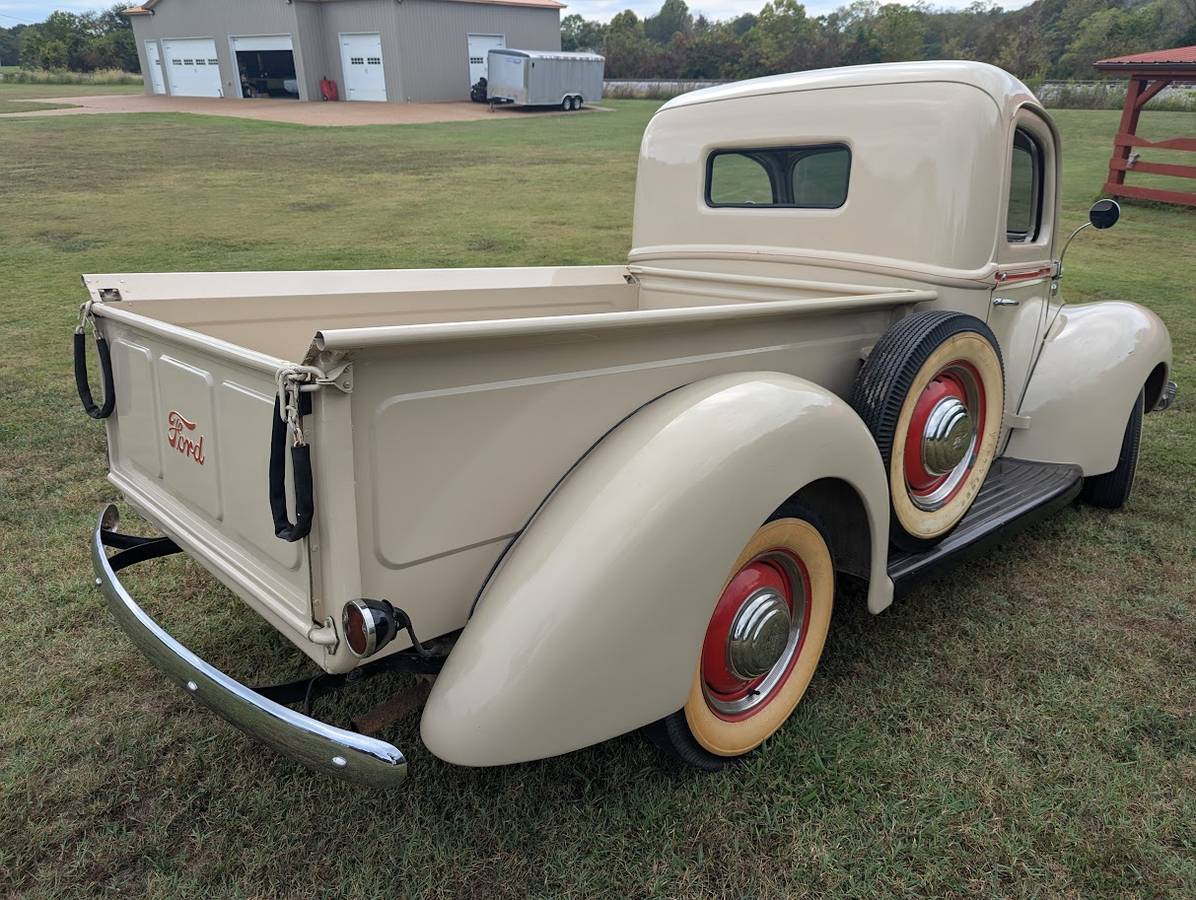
[166,410,205,465]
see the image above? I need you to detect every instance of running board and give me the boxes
[888,458,1083,593]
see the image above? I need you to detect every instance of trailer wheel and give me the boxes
[1080,389,1143,509]
[643,503,834,769]
[561,96,573,111]
[850,310,1004,552]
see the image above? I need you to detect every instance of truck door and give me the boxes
[986,114,1058,422]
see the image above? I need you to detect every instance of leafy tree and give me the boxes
[645,0,694,45]
[578,0,1193,82]
[12,5,138,72]
[561,14,606,52]
[0,24,26,66]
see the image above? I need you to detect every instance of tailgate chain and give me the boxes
[269,367,319,543]
[73,300,116,420]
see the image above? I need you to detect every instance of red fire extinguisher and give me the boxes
[320,78,338,102]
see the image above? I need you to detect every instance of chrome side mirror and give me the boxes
[1088,198,1120,230]
[1057,199,1122,280]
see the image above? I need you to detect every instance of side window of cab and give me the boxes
[1006,128,1044,243]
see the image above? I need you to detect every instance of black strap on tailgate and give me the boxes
[74,328,116,419]
[269,392,314,542]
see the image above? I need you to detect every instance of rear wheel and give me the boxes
[644,503,834,770]
[561,96,573,111]
[1081,389,1144,509]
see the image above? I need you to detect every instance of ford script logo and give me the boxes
[166,410,206,466]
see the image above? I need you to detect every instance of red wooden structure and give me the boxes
[1094,45,1196,208]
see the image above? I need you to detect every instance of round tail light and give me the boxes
[342,598,397,658]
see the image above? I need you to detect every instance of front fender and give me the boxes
[1009,301,1171,475]
[420,372,891,767]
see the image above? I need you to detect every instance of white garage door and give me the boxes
[340,33,386,102]
[163,38,222,97]
[144,41,166,95]
[468,34,504,87]
[230,34,293,53]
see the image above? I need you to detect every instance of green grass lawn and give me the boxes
[0,97,1193,898]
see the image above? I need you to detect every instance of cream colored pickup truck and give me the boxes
[79,61,1176,786]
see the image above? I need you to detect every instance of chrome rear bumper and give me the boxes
[91,504,407,787]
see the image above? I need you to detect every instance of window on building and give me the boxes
[706,145,851,209]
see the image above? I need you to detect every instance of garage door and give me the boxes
[163,38,222,97]
[231,34,298,99]
[340,33,386,102]
[468,34,504,87]
[145,41,166,95]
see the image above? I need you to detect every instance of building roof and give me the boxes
[662,61,1037,118]
[124,0,566,14]
[1095,45,1196,71]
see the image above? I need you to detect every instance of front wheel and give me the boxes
[1081,389,1144,509]
[644,503,834,770]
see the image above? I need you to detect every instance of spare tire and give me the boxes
[851,310,1005,552]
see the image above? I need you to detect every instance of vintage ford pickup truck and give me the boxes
[78,61,1176,786]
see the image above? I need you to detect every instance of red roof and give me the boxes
[1095,45,1196,70]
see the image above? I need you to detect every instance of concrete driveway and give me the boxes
[5,93,602,126]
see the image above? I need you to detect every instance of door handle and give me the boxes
[992,297,1020,307]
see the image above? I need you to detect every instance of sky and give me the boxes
[0,0,1036,28]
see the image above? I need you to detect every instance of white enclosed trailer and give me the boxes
[486,48,604,110]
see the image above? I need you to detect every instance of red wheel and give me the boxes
[900,359,987,511]
[644,505,834,768]
[697,549,811,721]
[851,311,1004,552]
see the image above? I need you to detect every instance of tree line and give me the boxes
[0,6,138,72]
[2,0,1192,81]
[563,0,1196,82]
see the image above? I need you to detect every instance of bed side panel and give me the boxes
[350,307,898,643]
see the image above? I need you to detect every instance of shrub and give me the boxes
[603,79,723,100]
[1039,80,1196,112]
[0,67,142,85]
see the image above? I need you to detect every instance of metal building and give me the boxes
[124,0,563,104]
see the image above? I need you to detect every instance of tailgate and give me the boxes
[91,309,318,657]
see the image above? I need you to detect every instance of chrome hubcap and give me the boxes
[905,360,986,513]
[727,589,791,679]
[702,550,808,718]
[922,397,974,475]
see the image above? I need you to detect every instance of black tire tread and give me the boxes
[849,310,1005,552]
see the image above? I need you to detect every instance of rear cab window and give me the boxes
[706,145,851,209]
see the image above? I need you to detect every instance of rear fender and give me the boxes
[1009,301,1171,475]
[420,372,891,766]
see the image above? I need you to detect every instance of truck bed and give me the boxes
[84,264,931,363]
[84,263,936,671]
